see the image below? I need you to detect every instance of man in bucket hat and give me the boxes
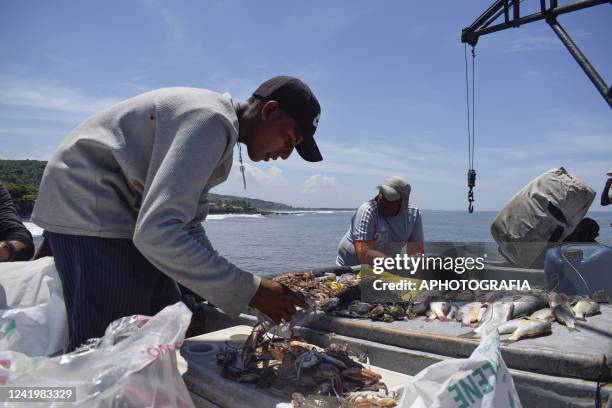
[32,76,320,351]
[336,176,424,266]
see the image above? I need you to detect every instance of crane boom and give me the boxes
[461,0,611,107]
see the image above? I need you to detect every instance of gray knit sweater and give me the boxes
[32,87,261,318]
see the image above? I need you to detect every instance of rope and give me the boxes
[464,44,471,169]
[237,140,247,190]
[471,47,475,171]
[465,44,477,213]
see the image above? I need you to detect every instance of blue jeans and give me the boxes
[45,231,181,351]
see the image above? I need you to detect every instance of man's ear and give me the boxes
[261,100,280,121]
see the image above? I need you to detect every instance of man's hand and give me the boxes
[249,278,307,324]
[354,240,387,266]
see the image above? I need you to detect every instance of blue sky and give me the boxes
[1,1,610,211]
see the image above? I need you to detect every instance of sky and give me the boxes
[0,1,610,211]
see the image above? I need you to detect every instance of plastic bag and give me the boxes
[0,257,68,356]
[398,331,522,408]
[0,302,195,408]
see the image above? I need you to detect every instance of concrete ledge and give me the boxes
[303,311,611,382]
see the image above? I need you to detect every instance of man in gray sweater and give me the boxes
[32,76,320,350]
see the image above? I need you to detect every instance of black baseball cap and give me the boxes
[253,76,322,162]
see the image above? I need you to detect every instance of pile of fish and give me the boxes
[216,323,399,408]
[272,271,604,343]
[448,293,600,342]
[343,291,601,343]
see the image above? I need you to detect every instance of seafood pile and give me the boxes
[274,272,403,321]
[216,323,399,407]
[272,271,604,343]
[274,271,336,304]
[274,271,362,310]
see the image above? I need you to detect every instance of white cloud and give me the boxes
[519,68,563,81]
[228,162,288,187]
[281,140,460,185]
[0,76,118,115]
[503,28,591,53]
[302,174,337,193]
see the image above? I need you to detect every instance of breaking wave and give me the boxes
[207,213,265,220]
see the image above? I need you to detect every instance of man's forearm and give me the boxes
[361,249,387,265]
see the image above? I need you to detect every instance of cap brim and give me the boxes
[607,170,612,177]
[296,137,322,162]
[377,185,401,201]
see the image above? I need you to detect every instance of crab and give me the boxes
[312,363,344,397]
[367,305,386,320]
[342,367,382,383]
[242,323,267,367]
[385,305,406,320]
[294,350,322,385]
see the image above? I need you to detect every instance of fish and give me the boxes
[459,302,513,338]
[347,301,373,318]
[477,305,487,322]
[547,291,572,308]
[530,308,556,322]
[446,303,459,320]
[553,303,579,331]
[456,302,486,326]
[510,293,548,318]
[474,302,514,336]
[504,320,552,343]
[428,302,450,321]
[407,301,429,317]
[495,318,527,335]
[572,299,600,320]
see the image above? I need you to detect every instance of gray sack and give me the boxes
[491,167,596,268]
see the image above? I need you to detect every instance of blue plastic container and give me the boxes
[544,243,612,296]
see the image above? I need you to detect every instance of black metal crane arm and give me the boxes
[461,0,611,107]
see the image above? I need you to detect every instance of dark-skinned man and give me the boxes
[32,76,320,351]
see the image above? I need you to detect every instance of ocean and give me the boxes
[24,210,611,276]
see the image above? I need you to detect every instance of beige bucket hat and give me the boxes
[377,176,411,206]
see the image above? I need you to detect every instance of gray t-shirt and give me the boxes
[336,200,424,266]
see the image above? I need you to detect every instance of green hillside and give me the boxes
[0,160,47,217]
[0,160,47,185]
[208,193,294,211]
[0,159,304,216]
